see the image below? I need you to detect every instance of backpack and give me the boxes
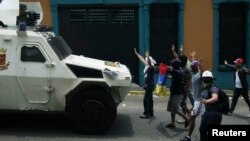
[208,86,229,114]
[218,88,230,114]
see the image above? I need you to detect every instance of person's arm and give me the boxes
[198,58,204,77]
[203,93,218,104]
[179,44,184,53]
[242,67,250,75]
[171,44,178,58]
[167,66,174,74]
[134,48,147,65]
[247,69,250,75]
[190,51,196,62]
[224,60,236,69]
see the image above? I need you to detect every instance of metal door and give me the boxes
[219,3,247,65]
[58,5,139,83]
[16,43,51,104]
[150,3,179,65]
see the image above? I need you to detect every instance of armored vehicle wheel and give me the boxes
[69,89,117,134]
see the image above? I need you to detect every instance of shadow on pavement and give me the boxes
[157,122,187,138]
[231,114,250,124]
[0,111,134,138]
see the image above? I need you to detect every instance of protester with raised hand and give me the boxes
[224,58,250,117]
[180,58,204,141]
[166,58,190,128]
[134,48,156,118]
[171,44,191,120]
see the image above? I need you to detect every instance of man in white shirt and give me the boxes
[224,58,250,117]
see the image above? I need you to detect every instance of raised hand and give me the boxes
[171,44,175,51]
[180,44,183,52]
[224,60,228,65]
[190,51,196,57]
[134,48,138,55]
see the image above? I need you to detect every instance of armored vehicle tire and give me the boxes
[69,89,117,134]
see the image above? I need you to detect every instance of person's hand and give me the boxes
[180,44,183,52]
[224,60,228,65]
[171,44,175,51]
[202,99,207,104]
[190,51,196,57]
[134,48,138,55]
[168,66,173,71]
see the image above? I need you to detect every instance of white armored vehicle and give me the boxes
[0,1,132,134]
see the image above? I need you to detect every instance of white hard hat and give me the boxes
[202,70,213,78]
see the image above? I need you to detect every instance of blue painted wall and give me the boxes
[213,0,250,89]
[51,0,184,85]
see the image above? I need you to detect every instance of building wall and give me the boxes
[213,0,250,89]
[20,0,52,26]
[50,0,184,85]
[47,0,250,89]
[184,0,213,71]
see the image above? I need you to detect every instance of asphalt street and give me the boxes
[0,94,249,141]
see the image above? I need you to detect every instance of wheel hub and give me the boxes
[79,100,106,128]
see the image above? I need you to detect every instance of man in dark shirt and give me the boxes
[134,48,155,118]
[166,59,189,128]
[142,61,155,118]
[199,71,222,141]
[171,44,192,118]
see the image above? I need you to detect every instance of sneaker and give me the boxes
[165,123,176,128]
[140,114,150,119]
[226,112,234,116]
[177,119,185,123]
[180,136,191,141]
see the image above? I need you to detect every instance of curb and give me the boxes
[129,90,170,96]
[129,90,234,97]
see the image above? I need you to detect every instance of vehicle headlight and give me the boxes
[103,68,118,79]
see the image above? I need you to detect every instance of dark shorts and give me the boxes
[167,95,182,113]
